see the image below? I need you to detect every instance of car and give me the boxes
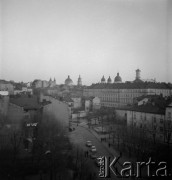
[86,140,92,147]
[90,145,97,152]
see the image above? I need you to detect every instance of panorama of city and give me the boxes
[0,69,172,179]
[1,0,172,180]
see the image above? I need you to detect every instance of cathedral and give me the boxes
[64,75,82,86]
[101,73,122,84]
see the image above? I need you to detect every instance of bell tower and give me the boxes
[77,75,82,86]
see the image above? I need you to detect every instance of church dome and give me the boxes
[65,75,73,86]
[114,73,122,83]
[107,76,112,83]
[101,75,106,83]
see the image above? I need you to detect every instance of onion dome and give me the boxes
[107,76,112,83]
[101,75,106,83]
[65,75,73,86]
[114,73,122,83]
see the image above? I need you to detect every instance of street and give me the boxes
[69,121,123,180]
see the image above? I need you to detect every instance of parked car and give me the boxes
[86,140,92,147]
[90,145,97,152]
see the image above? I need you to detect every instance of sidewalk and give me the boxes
[88,126,137,165]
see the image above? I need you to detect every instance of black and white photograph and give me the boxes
[0,0,172,179]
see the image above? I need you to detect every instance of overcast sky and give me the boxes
[0,0,172,85]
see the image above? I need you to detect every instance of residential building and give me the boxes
[115,95,172,143]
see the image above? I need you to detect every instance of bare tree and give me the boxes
[164,120,172,147]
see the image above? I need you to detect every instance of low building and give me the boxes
[116,95,172,143]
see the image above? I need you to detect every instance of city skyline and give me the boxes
[0,0,172,85]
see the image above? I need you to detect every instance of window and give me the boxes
[159,127,163,132]
[168,112,171,120]
[160,119,163,124]
[152,116,156,123]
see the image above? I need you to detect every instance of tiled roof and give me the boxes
[136,95,172,109]
[117,95,172,115]
[88,82,172,89]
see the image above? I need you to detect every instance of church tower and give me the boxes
[77,75,82,86]
[136,69,141,80]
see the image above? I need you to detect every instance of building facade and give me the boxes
[84,83,172,107]
[115,96,172,143]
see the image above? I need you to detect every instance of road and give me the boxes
[69,122,123,180]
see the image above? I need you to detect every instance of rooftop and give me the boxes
[117,95,172,115]
[88,82,172,89]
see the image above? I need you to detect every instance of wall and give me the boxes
[72,97,82,109]
[7,103,26,128]
[0,96,9,117]
[40,94,69,127]
[92,97,101,110]
[126,110,165,142]
[84,87,172,108]
[85,100,91,112]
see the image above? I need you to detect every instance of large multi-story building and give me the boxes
[83,70,172,107]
